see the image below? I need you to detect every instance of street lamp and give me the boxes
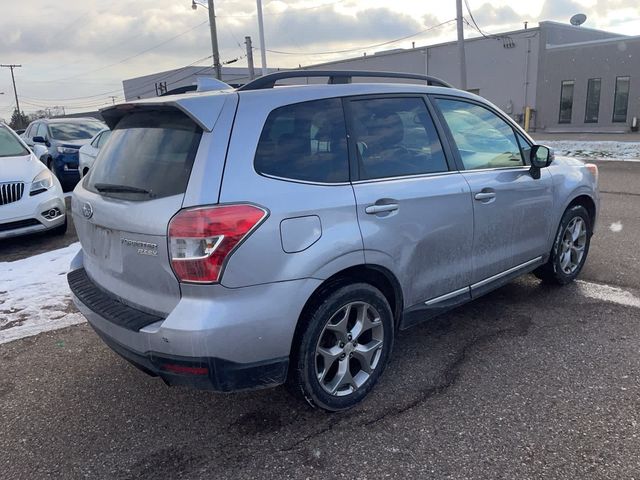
[190,0,222,80]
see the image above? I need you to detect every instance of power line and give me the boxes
[44,20,209,83]
[19,53,214,106]
[266,19,457,56]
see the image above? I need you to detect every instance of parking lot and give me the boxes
[1,160,639,479]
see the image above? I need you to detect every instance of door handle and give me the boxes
[365,203,399,214]
[474,192,496,201]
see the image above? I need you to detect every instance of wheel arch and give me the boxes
[566,194,597,231]
[289,264,404,361]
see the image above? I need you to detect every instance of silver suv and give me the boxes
[69,71,599,411]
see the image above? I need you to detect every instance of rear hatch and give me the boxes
[72,102,224,315]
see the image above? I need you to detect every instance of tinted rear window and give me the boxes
[254,98,349,183]
[86,110,202,200]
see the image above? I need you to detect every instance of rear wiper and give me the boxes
[94,183,152,195]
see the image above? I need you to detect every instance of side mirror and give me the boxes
[529,145,554,179]
[33,136,46,144]
[530,145,554,168]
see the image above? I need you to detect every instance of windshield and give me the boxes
[49,122,105,141]
[0,126,30,157]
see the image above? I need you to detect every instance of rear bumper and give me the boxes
[68,258,321,392]
[90,324,289,392]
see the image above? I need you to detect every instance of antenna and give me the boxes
[570,13,587,26]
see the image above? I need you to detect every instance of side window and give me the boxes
[348,97,448,180]
[254,98,349,183]
[98,130,111,148]
[515,131,532,165]
[435,98,524,170]
[36,123,48,138]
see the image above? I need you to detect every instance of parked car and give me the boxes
[79,128,111,178]
[68,71,599,411]
[0,123,66,239]
[22,118,105,190]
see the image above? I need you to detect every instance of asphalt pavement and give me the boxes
[1,161,640,479]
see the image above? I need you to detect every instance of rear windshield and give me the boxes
[49,122,105,141]
[85,110,202,200]
[0,126,29,157]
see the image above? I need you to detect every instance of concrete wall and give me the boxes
[536,35,640,132]
[542,21,624,46]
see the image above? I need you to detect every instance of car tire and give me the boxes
[50,217,68,236]
[534,205,592,285]
[288,283,394,412]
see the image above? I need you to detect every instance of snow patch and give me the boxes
[609,221,623,232]
[545,140,640,162]
[577,280,640,309]
[0,242,85,344]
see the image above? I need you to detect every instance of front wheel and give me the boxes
[534,205,592,285]
[289,283,394,412]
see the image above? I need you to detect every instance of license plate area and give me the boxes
[86,224,123,272]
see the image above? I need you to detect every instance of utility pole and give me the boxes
[256,0,268,76]
[206,0,222,80]
[1,64,23,124]
[245,36,256,80]
[455,0,467,90]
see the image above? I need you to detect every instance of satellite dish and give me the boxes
[570,13,587,26]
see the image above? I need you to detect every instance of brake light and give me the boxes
[168,204,268,283]
[585,163,599,184]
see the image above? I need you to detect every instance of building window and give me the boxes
[613,76,630,123]
[558,80,574,124]
[584,78,601,123]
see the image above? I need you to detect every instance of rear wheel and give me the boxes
[534,205,591,285]
[289,283,394,412]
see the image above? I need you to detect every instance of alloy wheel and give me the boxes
[314,301,384,397]
[559,217,587,274]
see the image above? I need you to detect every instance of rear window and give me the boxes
[254,98,349,183]
[86,110,202,200]
[0,127,29,157]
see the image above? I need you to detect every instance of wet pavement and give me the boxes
[1,161,639,479]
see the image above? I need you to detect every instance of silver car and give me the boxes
[68,71,599,411]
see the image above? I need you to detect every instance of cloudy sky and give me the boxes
[1,0,638,117]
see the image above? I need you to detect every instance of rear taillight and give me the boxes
[168,204,268,283]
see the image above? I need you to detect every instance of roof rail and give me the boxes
[237,70,453,91]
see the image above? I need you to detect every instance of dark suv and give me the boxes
[23,118,105,190]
